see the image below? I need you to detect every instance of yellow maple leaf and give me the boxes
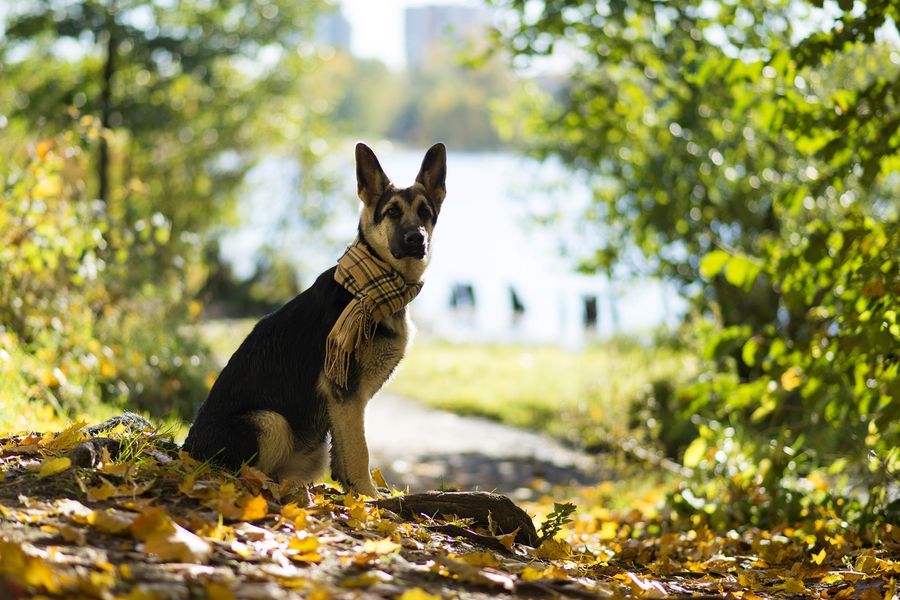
[38,456,71,478]
[812,548,827,565]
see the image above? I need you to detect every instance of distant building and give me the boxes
[316,9,352,52]
[405,4,492,69]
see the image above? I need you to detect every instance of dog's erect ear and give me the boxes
[415,142,447,206]
[356,142,389,205]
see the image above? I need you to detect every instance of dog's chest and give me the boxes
[353,308,411,399]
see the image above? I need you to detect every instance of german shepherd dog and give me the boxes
[183,142,447,496]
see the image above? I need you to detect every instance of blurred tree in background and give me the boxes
[492,0,898,525]
[312,50,519,150]
[0,0,335,421]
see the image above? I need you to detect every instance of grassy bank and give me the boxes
[388,338,696,449]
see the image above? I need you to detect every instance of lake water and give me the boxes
[220,146,684,348]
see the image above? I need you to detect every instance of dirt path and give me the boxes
[366,394,604,499]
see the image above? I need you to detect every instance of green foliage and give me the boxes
[491,0,899,526]
[0,0,340,422]
[678,211,899,528]
[538,502,577,542]
[0,128,214,427]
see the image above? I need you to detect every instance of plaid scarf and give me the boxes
[324,240,424,389]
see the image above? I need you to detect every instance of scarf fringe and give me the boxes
[324,241,423,389]
[324,297,379,388]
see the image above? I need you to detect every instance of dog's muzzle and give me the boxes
[396,229,427,259]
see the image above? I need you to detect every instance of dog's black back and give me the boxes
[183,267,351,468]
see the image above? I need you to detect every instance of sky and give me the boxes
[340,0,486,69]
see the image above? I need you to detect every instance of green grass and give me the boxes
[200,320,697,449]
[388,338,696,448]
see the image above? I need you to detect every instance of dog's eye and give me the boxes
[385,206,401,219]
[418,206,432,221]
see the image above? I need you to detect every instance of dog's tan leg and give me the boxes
[248,410,294,476]
[327,398,378,497]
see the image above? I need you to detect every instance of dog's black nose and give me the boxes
[404,230,425,246]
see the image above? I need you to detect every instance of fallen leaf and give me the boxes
[149,525,211,562]
[58,523,86,544]
[372,467,388,489]
[238,494,269,521]
[206,582,237,600]
[0,540,62,593]
[496,527,519,551]
[534,538,572,560]
[621,572,667,599]
[38,456,71,478]
[520,566,545,581]
[397,589,441,600]
[55,498,92,521]
[88,508,135,534]
[41,421,87,451]
[281,502,309,528]
[289,534,322,563]
[362,538,400,555]
[131,508,173,539]
[86,477,119,501]
[239,464,270,493]
[781,578,807,593]
[341,570,392,589]
[457,551,500,568]
[855,555,880,574]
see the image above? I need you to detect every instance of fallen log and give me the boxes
[373,491,540,547]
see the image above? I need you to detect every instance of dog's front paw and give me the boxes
[349,479,379,498]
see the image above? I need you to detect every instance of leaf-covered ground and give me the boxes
[1,423,898,599]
